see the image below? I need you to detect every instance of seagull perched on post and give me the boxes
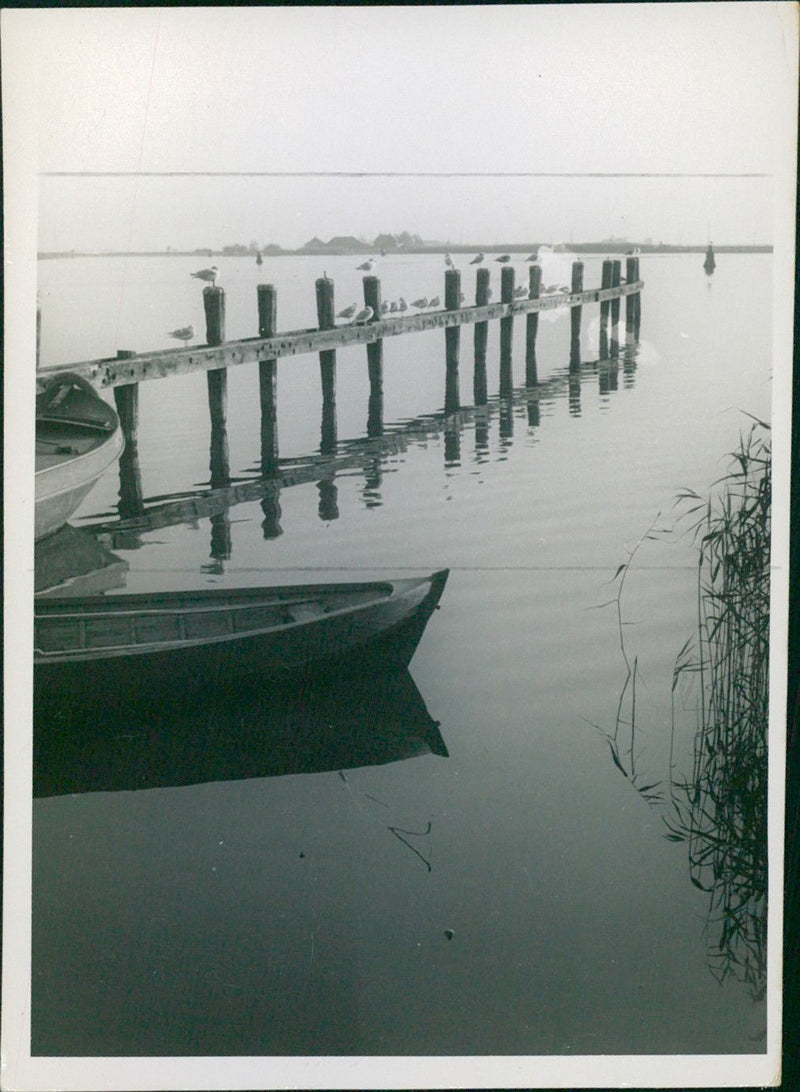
[411,297,428,309]
[495,254,511,263]
[428,296,440,309]
[167,325,195,343]
[526,252,539,261]
[190,266,218,286]
[470,252,485,265]
[353,305,374,325]
[357,259,375,272]
[514,286,528,298]
[445,253,454,268]
[398,297,408,312]
[337,303,358,320]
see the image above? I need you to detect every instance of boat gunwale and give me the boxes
[33,571,446,663]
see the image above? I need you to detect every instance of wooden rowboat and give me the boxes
[35,372,124,541]
[34,569,449,699]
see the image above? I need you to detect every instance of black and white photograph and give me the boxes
[2,4,797,1089]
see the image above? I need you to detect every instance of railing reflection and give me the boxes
[86,340,640,557]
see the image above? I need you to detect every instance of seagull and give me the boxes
[353,305,374,324]
[526,252,538,261]
[390,301,399,313]
[428,296,440,308]
[514,286,528,298]
[337,303,358,320]
[470,252,485,264]
[411,297,428,309]
[495,254,511,263]
[190,266,218,286]
[398,297,408,311]
[357,259,375,271]
[381,301,389,313]
[167,325,195,342]
[445,253,455,268]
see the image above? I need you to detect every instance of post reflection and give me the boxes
[260,483,283,539]
[568,371,581,417]
[318,477,339,521]
[362,456,383,508]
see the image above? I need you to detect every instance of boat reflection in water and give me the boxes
[34,666,448,798]
[33,529,449,799]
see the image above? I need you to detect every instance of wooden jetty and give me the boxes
[36,260,642,393]
[36,259,642,535]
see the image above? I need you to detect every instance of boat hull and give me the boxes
[34,570,449,704]
[35,373,124,541]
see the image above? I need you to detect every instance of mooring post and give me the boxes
[500,265,515,356]
[625,257,637,342]
[633,257,642,340]
[204,287,229,487]
[610,261,621,355]
[499,266,515,400]
[599,260,612,360]
[315,276,337,454]
[570,261,583,370]
[473,267,490,405]
[113,350,144,518]
[444,268,461,415]
[363,275,384,436]
[257,284,279,474]
[525,264,541,386]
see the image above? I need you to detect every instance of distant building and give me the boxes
[373,233,399,251]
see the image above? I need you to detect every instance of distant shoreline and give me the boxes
[38,243,773,260]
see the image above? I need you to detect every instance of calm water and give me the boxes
[33,251,771,1055]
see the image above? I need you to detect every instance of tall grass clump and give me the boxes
[665,419,771,1000]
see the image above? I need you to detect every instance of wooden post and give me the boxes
[363,275,384,436]
[473,267,490,405]
[445,268,461,415]
[599,260,612,360]
[499,266,515,402]
[204,287,229,487]
[525,264,541,386]
[257,284,279,475]
[610,260,621,355]
[625,257,637,341]
[500,265,515,358]
[570,260,583,370]
[113,350,144,518]
[633,257,642,340]
[316,276,337,454]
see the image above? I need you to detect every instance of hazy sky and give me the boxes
[5,4,798,249]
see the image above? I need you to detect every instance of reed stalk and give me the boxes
[664,419,770,1000]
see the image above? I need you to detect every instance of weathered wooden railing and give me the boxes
[36,259,642,391]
